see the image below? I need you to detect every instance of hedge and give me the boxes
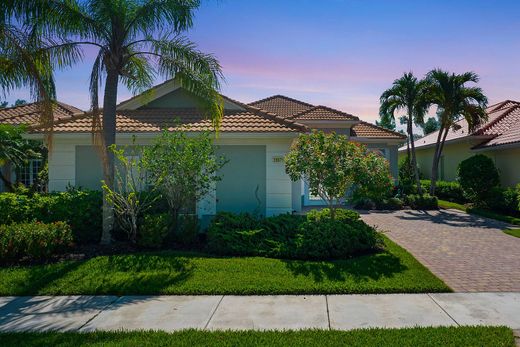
[0,190,102,244]
[420,180,466,203]
[0,221,73,262]
[207,209,382,260]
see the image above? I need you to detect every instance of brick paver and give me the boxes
[360,209,520,292]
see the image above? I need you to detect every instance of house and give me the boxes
[400,100,520,186]
[2,80,405,218]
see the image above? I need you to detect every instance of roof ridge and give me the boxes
[245,104,309,132]
[249,94,315,108]
[487,99,520,113]
[474,104,519,135]
[355,120,407,138]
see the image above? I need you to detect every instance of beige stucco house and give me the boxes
[399,100,520,187]
[1,80,405,218]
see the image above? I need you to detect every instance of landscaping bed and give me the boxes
[0,235,449,295]
[438,200,520,226]
[0,326,514,347]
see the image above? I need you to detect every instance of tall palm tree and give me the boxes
[424,69,487,195]
[379,72,428,194]
[5,0,224,244]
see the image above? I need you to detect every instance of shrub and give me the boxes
[404,194,438,210]
[457,154,500,206]
[486,186,519,214]
[207,211,380,260]
[0,221,73,262]
[398,156,416,194]
[170,214,200,247]
[137,213,172,249]
[306,208,360,222]
[377,197,404,210]
[0,190,102,244]
[420,180,465,203]
[293,219,382,259]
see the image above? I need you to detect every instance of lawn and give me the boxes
[503,229,520,238]
[0,327,514,347]
[438,199,520,225]
[0,236,449,295]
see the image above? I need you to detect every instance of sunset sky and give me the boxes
[4,0,520,124]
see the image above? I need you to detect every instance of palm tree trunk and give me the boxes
[430,127,447,196]
[407,118,422,195]
[100,69,119,245]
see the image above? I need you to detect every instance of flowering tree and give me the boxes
[285,131,392,219]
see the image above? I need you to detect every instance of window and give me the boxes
[17,159,43,187]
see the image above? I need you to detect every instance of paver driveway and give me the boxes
[360,209,520,292]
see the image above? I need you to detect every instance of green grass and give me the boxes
[503,229,520,238]
[0,236,449,295]
[438,199,520,225]
[0,327,514,347]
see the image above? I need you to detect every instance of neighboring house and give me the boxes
[0,102,83,191]
[3,80,404,218]
[399,100,520,186]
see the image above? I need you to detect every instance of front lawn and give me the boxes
[438,199,520,225]
[0,327,514,347]
[504,229,520,238]
[0,236,449,295]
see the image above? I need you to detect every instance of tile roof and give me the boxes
[289,105,359,121]
[351,121,406,139]
[248,95,314,118]
[0,101,83,126]
[34,108,306,133]
[408,100,520,151]
[250,95,402,139]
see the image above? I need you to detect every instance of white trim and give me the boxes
[471,141,520,152]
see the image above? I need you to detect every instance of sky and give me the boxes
[4,0,520,124]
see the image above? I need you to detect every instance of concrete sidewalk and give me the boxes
[0,293,519,332]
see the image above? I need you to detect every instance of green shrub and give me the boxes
[137,213,172,249]
[420,179,465,203]
[306,208,360,222]
[207,211,380,260]
[404,194,438,210]
[457,155,500,206]
[293,219,382,259]
[377,197,403,210]
[486,186,519,214]
[0,190,102,244]
[171,214,200,247]
[0,221,73,262]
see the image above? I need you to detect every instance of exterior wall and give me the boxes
[401,141,520,186]
[485,147,520,187]
[48,134,296,217]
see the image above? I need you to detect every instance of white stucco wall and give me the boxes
[47,133,297,217]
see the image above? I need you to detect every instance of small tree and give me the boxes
[457,154,500,206]
[353,150,394,203]
[142,130,226,227]
[285,131,392,219]
[101,144,157,243]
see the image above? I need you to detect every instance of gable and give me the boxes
[140,88,244,111]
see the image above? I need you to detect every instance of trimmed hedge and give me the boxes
[207,209,381,260]
[0,221,73,262]
[404,194,438,210]
[0,190,102,244]
[420,180,465,203]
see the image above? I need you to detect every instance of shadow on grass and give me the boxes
[281,250,407,283]
[5,253,195,296]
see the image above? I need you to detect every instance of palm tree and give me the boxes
[424,69,487,195]
[5,0,224,244]
[379,72,428,195]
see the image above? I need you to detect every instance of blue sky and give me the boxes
[4,0,520,123]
